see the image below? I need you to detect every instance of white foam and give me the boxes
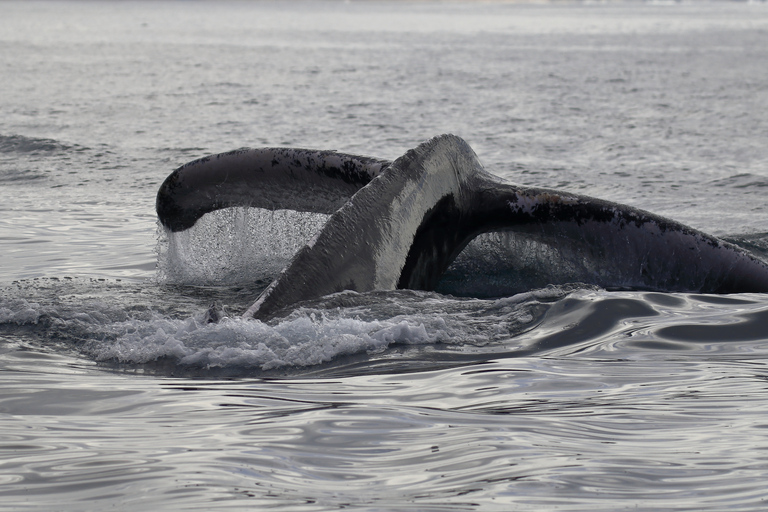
[91,310,441,370]
[0,282,565,372]
[0,298,43,325]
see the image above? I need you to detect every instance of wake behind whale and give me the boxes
[157,135,768,319]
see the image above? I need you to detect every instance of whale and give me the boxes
[157,134,768,320]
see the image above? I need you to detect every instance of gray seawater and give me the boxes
[2,1,768,510]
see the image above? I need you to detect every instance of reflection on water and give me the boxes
[3,330,768,510]
[3,282,768,509]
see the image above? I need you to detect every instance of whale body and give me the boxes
[156,135,768,319]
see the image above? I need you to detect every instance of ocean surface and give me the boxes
[2,1,768,510]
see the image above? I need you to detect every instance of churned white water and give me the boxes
[2,1,768,510]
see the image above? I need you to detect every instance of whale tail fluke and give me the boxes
[156,147,390,232]
[156,135,768,321]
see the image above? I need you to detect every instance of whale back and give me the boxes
[156,147,390,232]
